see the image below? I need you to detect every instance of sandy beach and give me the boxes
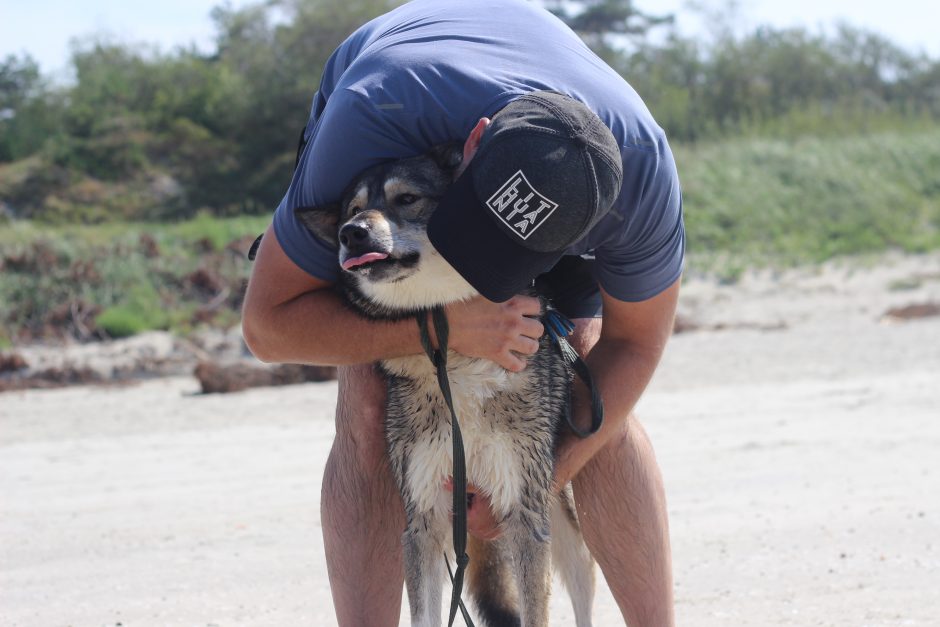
[2,253,939,626]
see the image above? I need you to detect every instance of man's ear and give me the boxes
[428,141,464,174]
[462,117,490,165]
[294,203,341,247]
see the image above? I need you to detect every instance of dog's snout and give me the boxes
[339,223,369,248]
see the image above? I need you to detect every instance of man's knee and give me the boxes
[574,412,648,489]
[569,317,602,358]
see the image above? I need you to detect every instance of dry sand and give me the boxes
[2,253,939,626]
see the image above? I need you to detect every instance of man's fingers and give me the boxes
[519,317,544,342]
[513,336,540,356]
[500,352,528,372]
[446,293,548,367]
[501,336,539,371]
[507,294,542,317]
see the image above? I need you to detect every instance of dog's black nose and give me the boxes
[339,223,369,248]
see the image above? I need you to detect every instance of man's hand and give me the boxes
[444,478,502,540]
[445,295,543,371]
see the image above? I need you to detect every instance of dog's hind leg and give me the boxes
[402,511,447,627]
[503,516,552,627]
[551,486,595,627]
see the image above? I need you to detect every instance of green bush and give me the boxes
[0,215,266,343]
[95,306,156,338]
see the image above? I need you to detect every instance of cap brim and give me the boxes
[428,165,562,303]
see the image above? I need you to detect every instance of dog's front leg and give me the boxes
[402,511,447,627]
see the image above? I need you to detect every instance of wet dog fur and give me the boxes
[295,144,595,627]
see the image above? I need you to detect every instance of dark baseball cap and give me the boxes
[427,91,623,303]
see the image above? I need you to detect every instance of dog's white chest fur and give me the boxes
[382,352,532,518]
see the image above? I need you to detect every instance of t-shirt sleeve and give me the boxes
[272,192,341,283]
[593,142,685,302]
[270,21,399,283]
[272,88,413,282]
[270,87,341,283]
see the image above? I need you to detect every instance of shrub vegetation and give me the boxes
[1,0,938,340]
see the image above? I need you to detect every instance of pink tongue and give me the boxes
[342,252,389,270]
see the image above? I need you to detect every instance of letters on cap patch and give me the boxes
[485,170,559,241]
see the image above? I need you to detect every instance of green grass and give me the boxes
[0,212,269,249]
[674,126,940,275]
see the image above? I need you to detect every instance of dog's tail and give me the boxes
[465,487,594,626]
[467,535,521,626]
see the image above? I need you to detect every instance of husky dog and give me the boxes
[296,144,595,627]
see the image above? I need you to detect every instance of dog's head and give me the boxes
[296,143,479,316]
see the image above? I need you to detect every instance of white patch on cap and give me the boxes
[484,170,559,240]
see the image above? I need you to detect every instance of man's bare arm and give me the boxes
[241,224,544,369]
[553,278,680,489]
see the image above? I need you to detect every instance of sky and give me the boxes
[2,0,939,79]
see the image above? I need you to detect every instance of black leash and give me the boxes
[416,306,474,627]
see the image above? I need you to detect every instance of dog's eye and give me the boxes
[396,194,419,206]
[349,206,362,215]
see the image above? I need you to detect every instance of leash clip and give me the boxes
[543,307,576,344]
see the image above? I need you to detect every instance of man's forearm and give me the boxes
[243,287,425,366]
[553,337,664,490]
[240,224,425,366]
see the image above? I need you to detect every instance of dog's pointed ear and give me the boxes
[295,203,341,247]
[428,142,463,174]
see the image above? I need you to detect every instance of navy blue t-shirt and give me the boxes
[273,0,684,302]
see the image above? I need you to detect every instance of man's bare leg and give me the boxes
[565,318,674,626]
[321,363,404,626]
[572,415,674,627]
